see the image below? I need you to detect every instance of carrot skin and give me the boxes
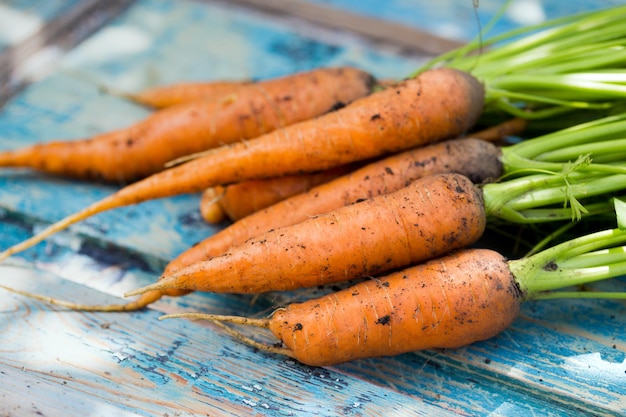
[109,68,484,205]
[0,67,375,182]
[269,248,522,366]
[154,173,486,294]
[169,138,500,273]
[126,80,254,109]
[199,164,359,224]
[199,186,228,224]
[0,68,483,263]
[140,138,496,307]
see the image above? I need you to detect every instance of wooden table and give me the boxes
[1,1,624,415]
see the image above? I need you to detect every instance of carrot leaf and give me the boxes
[615,198,626,230]
[508,225,626,300]
[417,4,626,120]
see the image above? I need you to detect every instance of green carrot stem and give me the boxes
[502,114,626,163]
[503,174,626,212]
[533,138,626,164]
[487,101,577,120]
[486,88,612,109]
[524,222,578,257]
[509,228,626,297]
[481,169,624,223]
[501,153,626,176]
[415,5,626,119]
[557,246,626,269]
[490,200,614,224]
[418,6,621,74]
[530,291,626,301]
[492,75,626,101]
[527,262,626,293]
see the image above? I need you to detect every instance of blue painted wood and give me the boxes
[55,0,424,94]
[0,0,85,52]
[300,0,625,42]
[1,219,623,416]
[1,267,463,416]
[0,0,625,415]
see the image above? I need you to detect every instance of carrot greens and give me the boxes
[416,4,626,120]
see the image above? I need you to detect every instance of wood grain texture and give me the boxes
[0,0,625,416]
[1,268,455,417]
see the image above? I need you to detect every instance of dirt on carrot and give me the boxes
[127,173,486,296]
[161,248,521,366]
[198,116,525,225]
[0,67,375,182]
[170,138,500,273]
[0,67,484,263]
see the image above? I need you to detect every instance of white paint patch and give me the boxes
[563,352,626,381]
[18,45,65,82]
[507,0,546,26]
[0,4,43,45]
[32,223,83,252]
[64,26,152,68]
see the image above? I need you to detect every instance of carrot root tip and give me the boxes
[124,282,166,297]
[0,284,147,312]
[160,313,292,358]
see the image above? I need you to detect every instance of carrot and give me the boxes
[0,67,484,262]
[8,139,500,311]
[173,138,501,272]
[0,67,375,182]
[160,226,626,366]
[125,173,486,295]
[120,112,626,310]
[468,117,527,143]
[124,80,254,109]
[199,117,526,224]
[199,164,359,224]
[198,187,229,224]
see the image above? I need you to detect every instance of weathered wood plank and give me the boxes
[293,0,625,42]
[0,0,135,105]
[3,263,617,417]
[1,0,625,415]
[1,217,624,416]
[0,268,460,417]
[216,0,464,56]
[0,0,85,53]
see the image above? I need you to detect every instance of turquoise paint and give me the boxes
[303,0,625,41]
[1,0,625,415]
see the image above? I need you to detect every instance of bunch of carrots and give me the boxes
[1,3,626,367]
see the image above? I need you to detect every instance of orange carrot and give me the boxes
[268,249,519,366]
[172,138,500,272]
[123,138,499,311]
[161,248,520,366]
[126,173,486,296]
[199,164,359,224]
[19,139,497,312]
[124,80,254,109]
[160,226,626,366]
[199,117,525,224]
[469,117,527,143]
[0,67,484,263]
[0,67,375,182]
[198,187,229,224]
